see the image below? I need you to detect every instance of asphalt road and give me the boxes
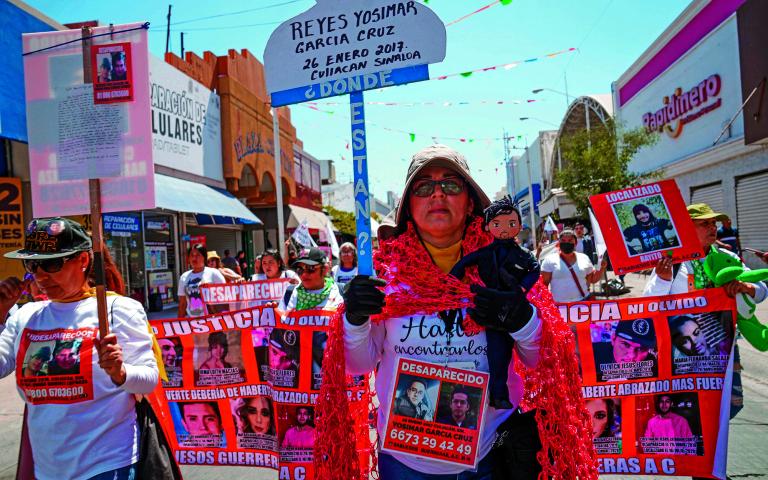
[0,275,766,480]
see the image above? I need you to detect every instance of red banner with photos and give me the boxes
[589,180,704,275]
[563,289,735,478]
[148,306,369,478]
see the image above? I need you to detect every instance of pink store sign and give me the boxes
[22,23,155,217]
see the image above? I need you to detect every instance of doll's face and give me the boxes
[486,211,521,239]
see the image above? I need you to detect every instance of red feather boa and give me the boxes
[314,217,598,480]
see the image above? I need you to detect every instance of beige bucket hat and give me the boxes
[378,144,491,239]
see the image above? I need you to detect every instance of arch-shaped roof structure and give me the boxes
[547,94,614,185]
[539,94,615,220]
[556,94,613,137]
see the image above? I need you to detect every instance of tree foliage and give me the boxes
[323,205,357,236]
[555,119,660,215]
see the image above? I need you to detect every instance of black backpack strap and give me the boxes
[282,285,296,306]
[672,262,682,282]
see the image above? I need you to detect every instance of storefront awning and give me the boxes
[286,204,332,230]
[154,174,262,225]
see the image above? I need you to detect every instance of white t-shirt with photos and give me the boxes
[541,252,595,302]
[178,267,226,317]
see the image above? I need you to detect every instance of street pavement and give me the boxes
[0,273,767,479]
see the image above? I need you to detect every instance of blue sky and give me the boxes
[26,0,691,200]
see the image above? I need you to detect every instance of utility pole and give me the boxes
[524,135,537,248]
[503,129,515,197]
[180,32,185,58]
[165,5,172,55]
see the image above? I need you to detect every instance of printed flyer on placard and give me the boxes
[382,358,489,468]
[561,289,736,478]
[590,180,704,275]
[90,42,134,104]
[149,306,368,478]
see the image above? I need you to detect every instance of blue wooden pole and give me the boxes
[349,91,373,275]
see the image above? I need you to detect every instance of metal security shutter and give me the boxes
[736,171,768,269]
[187,226,240,258]
[690,182,723,213]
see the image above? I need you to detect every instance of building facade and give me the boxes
[612,0,768,269]
[164,48,327,254]
[539,94,614,223]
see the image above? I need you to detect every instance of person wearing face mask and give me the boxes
[540,229,607,302]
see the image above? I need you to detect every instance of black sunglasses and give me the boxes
[23,254,78,274]
[295,264,320,275]
[411,178,465,197]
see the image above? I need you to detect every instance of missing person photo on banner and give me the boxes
[230,396,278,451]
[311,331,327,391]
[252,327,271,382]
[591,319,659,383]
[636,392,704,456]
[158,336,184,388]
[382,358,489,468]
[585,397,622,455]
[193,331,246,387]
[668,311,734,376]
[590,180,704,275]
[278,405,316,464]
[90,42,134,103]
[171,401,226,449]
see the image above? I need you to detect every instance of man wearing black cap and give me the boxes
[593,318,658,382]
[279,247,343,313]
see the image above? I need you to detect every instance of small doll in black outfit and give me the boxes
[449,196,540,408]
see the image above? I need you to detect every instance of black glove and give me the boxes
[467,284,533,333]
[342,275,386,326]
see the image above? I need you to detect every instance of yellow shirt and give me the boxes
[424,240,463,274]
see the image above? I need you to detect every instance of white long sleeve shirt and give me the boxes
[0,296,158,480]
[643,248,767,301]
[344,301,541,475]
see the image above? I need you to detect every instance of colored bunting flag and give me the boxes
[433,47,576,81]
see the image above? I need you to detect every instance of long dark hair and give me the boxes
[261,249,286,273]
[632,204,657,224]
[189,243,208,259]
[87,243,125,294]
[239,396,275,435]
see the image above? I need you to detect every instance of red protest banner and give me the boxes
[149,306,369,478]
[590,180,704,275]
[201,279,291,307]
[382,358,489,468]
[560,289,736,478]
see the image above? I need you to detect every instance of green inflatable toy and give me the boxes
[703,246,768,351]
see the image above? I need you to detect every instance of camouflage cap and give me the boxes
[5,217,92,260]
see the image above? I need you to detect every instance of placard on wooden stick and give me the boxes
[264,0,447,274]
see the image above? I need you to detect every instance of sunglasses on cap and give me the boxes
[23,254,79,274]
[411,178,465,197]
[294,264,320,275]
